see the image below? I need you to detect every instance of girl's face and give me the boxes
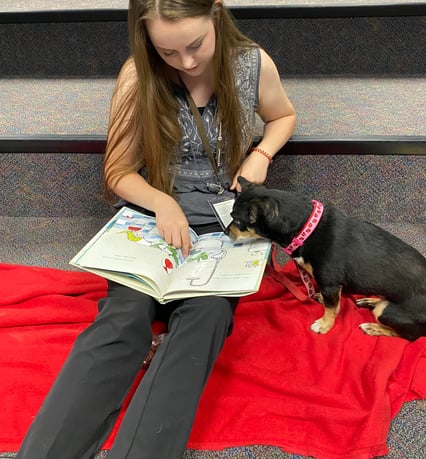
[146,15,216,78]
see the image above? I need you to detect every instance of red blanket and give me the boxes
[0,262,425,458]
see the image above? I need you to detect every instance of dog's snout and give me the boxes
[225,222,237,240]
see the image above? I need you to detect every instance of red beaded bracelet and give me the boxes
[251,147,273,164]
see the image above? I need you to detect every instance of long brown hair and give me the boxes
[104,0,257,202]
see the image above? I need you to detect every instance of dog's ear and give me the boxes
[237,176,256,192]
[249,197,278,224]
[248,201,259,224]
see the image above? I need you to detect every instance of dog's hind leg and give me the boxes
[310,287,342,334]
[360,297,426,340]
[358,298,400,338]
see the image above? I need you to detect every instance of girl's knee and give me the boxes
[207,296,236,323]
[92,288,157,347]
[176,296,236,331]
[99,281,154,310]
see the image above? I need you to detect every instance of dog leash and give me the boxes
[267,244,316,302]
[266,199,323,300]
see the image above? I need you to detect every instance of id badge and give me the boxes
[208,194,235,231]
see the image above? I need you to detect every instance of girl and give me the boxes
[17,1,296,458]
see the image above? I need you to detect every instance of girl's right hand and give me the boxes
[155,199,192,258]
[107,170,192,256]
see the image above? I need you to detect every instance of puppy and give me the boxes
[226,177,426,341]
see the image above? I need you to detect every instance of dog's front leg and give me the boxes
[311,287,342,334]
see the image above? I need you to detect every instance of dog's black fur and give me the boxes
[226,177,426,341]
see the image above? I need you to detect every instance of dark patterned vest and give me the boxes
[170,47,260,225]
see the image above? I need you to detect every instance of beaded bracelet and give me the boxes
[251,147,273,164]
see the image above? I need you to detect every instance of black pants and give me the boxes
[16,281,236,459]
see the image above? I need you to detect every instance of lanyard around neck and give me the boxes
[179,77,224,193]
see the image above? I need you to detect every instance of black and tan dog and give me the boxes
[226,177,426,341]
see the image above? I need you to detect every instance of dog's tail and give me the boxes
[379,295,426,341]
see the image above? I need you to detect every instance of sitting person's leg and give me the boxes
[16,282,157,459]
[108,295,236,459]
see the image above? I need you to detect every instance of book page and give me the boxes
[166,232,270,298]
[70,207,196,294]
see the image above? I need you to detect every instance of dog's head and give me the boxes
[225,177,282,241]
[225,177,313,245]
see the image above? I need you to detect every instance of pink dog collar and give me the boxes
[283,200,324,255]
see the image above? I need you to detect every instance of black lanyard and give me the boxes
[179,78,225,194]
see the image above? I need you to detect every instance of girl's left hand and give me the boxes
[230,150,270,192]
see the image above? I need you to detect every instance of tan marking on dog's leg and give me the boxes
[371,300,390,319]
[357,298,390,319]
[310,288,342,334]
[313,293,324,304]
[359,322,399,337]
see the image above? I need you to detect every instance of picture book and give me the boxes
[70,207,271,303]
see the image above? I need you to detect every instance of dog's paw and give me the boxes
[359,323,380,335]
[310,318,332,334]
[359,322,398,337]
[356,298,381,309]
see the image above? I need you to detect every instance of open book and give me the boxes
[70,207,271,303]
